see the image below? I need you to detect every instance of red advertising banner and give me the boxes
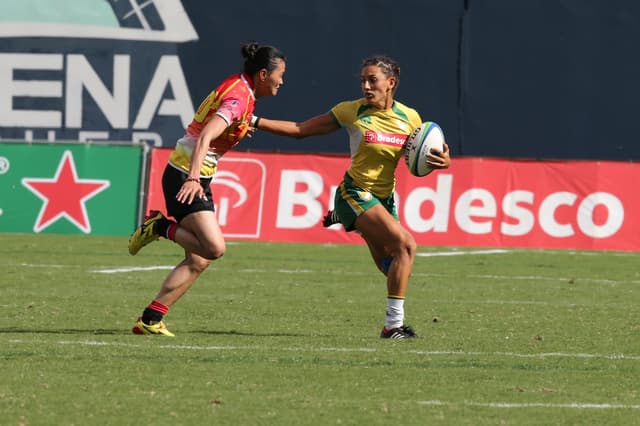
[146,150,640,251]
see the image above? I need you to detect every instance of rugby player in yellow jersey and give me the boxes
[256,55,451,339]
[127,42,286,336]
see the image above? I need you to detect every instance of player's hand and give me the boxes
[426,142,451,169]
[176,180,206,204]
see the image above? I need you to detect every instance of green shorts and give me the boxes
[334,172,398,232]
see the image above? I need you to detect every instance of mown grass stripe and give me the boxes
[418,400,640,410]
[8,339,638,361]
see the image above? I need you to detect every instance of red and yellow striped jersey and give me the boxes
[169,73,255,176]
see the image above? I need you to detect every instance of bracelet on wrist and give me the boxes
[254,117,261,129]
[185,176,199,183]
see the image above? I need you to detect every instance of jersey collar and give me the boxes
[241,73,256,100]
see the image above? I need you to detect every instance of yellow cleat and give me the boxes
[128,210,164,255]
[132,317,175,337]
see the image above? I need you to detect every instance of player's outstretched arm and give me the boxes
[257,113,338,139]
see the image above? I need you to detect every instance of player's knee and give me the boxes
[200,241,226,261]
[406,238,417,258]
[402,232,417,258]
[189,256,212,273]
[203,246,225,261]
[391,234,416,262]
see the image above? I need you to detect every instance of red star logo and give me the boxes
[22,151,110,233]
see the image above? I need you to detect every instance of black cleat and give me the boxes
[322,210,341,227]
[380,325,418,339]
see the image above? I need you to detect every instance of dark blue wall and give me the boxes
[460,0,640,160]
[179,0,463,156]
[178,0,640,160]
[2,1,638,161]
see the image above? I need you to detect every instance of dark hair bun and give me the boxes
[241,42,259,60]
[240,42,286,76]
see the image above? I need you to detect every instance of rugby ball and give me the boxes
[404,121,445,177]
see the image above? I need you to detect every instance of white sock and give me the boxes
[384,298,405,329]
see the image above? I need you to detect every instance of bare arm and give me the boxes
[177,115,228,204]
[257,113,339,138]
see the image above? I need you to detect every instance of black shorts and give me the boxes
[162,164,214,222]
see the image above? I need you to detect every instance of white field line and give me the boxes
[85,264,640,286]
[15,255,640,285]
[6,342,636,411]
[12,335,640,410]
[417,248,639,258]
[19,263,67,268]
[417,400,640,410]
[91,266,174,273]
[8,339,639,361]
[416,249,510,257]
[465,274,627,286]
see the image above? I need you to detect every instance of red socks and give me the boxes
[167,223,178,241]
[149,300,169,315]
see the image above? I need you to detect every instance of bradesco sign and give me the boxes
[145,151,639,251]
[400,160,629,249]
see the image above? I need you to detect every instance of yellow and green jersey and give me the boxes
[329,98,422,198]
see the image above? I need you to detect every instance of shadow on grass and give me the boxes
[192,330,307,337]
[0,328,120,335]
[0,328,309,337]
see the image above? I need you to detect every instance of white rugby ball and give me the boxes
[404,121,445,177]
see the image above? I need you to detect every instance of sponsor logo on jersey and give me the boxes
[364,130,407,147]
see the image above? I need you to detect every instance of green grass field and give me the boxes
[1,234,639,425]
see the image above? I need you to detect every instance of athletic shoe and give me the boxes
[128,210,164,255]
[322,210,341,227]
[132,317,175,337]
[380,324,418,339]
